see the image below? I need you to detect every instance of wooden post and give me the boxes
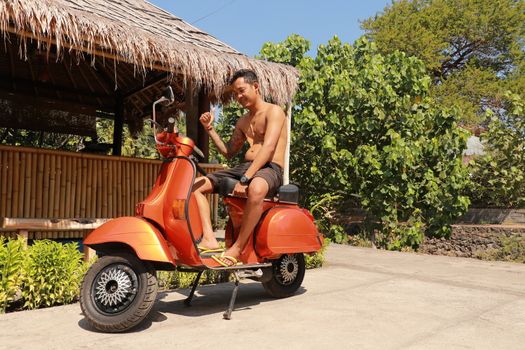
[185,82,199,145]
[284,105,292,185]
[197,90,210,162]
[113,94,124,156]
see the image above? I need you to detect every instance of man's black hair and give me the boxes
[229,69,258,85]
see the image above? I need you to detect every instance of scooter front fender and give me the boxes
[84,217,174,264]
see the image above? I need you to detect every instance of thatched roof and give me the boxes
[0,0,298,105]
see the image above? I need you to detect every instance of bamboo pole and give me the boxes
[59,155,68,217]
[36,153,45,217]
[0,150,7,217]
[49,154,57,217]
[125,161,131,215]
[73,157,81,217]
[80,158,88,217]
[87,158,95,217]
[65,155,72,217]
[68,157,79,218]
[116,160,122,216]
[43,154,51,217]
[54,154,62,217]
[23,152,32,217]
[138,162,144,204]
[18,152,26,217]
[12,152,20,217]
[96,159,102,218]
[30,152,37,217]
[108,159,114,217]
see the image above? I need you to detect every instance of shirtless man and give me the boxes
[192,69,287,266]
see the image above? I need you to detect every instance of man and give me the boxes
[192,69,287,266]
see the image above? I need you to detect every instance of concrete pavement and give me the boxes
[1,244,524,350]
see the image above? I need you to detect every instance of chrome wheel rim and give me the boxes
[91,263,138,315]
[276,255,299,285]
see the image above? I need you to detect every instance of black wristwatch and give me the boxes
[239,175,250,185]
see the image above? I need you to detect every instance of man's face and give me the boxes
[231,77,259,108]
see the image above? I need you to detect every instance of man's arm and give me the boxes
[244,106,285,179]
[207,119,246,159]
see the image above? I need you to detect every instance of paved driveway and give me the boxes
[1,244,524,350]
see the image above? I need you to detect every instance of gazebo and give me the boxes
[0,0,298,241]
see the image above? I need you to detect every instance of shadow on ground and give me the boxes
[78,282,306,333]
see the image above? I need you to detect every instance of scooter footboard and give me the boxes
[84,216,174,264]
[255,207,322,258]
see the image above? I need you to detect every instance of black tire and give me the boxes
[262,253,305,298]
[80,253,157,333]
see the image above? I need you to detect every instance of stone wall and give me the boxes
[418,225,525,258]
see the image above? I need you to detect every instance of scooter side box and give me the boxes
[255,206,322,258]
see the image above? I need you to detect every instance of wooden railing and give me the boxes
[0,145,224,240]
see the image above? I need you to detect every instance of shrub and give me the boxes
[305,238,330,269]
[467,94,525,208]
[0,237,26,313]
[258,35,470,250]
[22,240,87,310]
[157,270,230,291]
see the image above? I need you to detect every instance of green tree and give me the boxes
[361,0,525,125]
[467,94,525,207]
[257,35,470,249]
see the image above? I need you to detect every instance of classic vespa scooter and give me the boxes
[80,87,323,332]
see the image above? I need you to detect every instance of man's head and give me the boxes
[229,69,260,108]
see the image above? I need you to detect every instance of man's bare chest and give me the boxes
[243,115,267,141]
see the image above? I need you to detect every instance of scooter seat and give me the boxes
[218,178,299,204]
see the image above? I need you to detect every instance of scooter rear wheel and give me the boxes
[262,253,305,298]
[80,253,157,333]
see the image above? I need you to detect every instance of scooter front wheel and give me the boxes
[262,253,305,298]
[80,253,158,333]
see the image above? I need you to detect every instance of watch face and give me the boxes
[240,175,248,184]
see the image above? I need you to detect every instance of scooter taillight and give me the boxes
[301,208,315,222]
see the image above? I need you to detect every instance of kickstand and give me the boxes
[184,271,203,306]
[223,271,240,320]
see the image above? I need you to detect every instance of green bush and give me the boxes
[467,94,525,208]
[258,35,470,250]
[22,240,87,310]
[305,238,330,269]
[0,238,89,313]
[0,237,26,313]
[157,270,230,291]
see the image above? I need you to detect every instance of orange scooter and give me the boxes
[79,87,323,332]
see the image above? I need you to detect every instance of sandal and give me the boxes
[198,245,225,254]
[211,254,242,267]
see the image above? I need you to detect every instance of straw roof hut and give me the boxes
[0,0,298,156]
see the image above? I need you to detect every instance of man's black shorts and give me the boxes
[207,162,283,197]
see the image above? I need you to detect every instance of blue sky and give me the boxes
[149,1,392,57]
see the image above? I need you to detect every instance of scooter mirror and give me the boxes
[162,86,175,106]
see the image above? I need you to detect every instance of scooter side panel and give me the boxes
[255,207,322,258]
[84,217,174,264]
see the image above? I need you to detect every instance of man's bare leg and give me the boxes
[192,177,220,250]
[223,177,269,260]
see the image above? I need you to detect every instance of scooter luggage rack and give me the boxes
[183,262,273,320]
